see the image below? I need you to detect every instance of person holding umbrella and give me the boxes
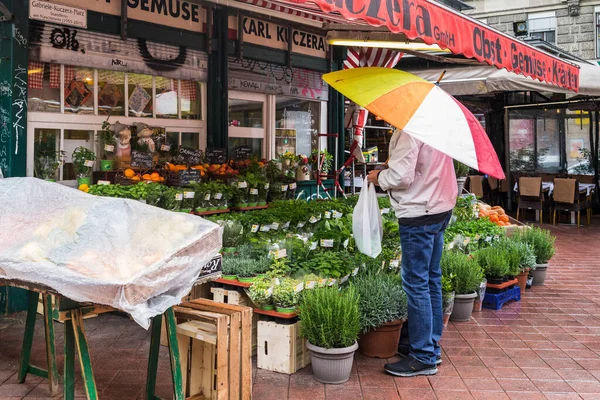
[367,130,457,377]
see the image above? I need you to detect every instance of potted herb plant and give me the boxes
[258,181,269,206]
[236,261,257,283]
[221,220,243,254]
[221,257,241,281]
[97,121,117,171]
[515,227,556,286]
[231,176,249,208]
[441,274,455,328]
[453,159,470,195]
[475,247,510,285]
[311,149,333,179]
[245,173,263,207]
[34,149,65,182]
[299,285,360,384]
[273,278,301,313]
[352,272,407,358]
[502,237,536,294]
[443,251,484,322]
[248,277,274,310]
[72,146,96,186]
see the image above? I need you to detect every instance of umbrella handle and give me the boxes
[435,70,447,86]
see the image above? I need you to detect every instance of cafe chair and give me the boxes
[516,177,544,224]
[488,177,499,205]
[552,178,591,227]
[467,175,484,198]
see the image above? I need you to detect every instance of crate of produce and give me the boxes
[482,286,521,310]
[257,320,310,374]
[174,299,253,400]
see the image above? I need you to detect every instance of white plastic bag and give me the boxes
[352,183,383,258]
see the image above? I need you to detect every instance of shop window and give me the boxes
[180,80,202,120]
[64,66,94,115]
[33,129,61,180]
[229,99,263,128]
[528,12,556,44]
[228,138,263,158]
[128,73,153,118]
[156,77,178,119]
[566,110,593,174]
[596,11,600,59]
[63,130,94,181]
[536,114,560,171]
[181,132,200,149]
[508,112,536,173]
[275,97,320,156]
[28,62,60,113]
[98,70,125,116]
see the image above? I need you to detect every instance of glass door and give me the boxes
[228,91,267,158]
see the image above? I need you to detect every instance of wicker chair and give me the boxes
[516,177,544,224]
[552,178,591,227]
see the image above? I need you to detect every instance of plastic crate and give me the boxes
[482,286,521,310]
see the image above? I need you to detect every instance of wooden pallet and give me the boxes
[257,321,310,374]
[210,288,257,357]
[175,299,252,400]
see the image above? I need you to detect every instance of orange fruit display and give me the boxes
[124,169,135,178]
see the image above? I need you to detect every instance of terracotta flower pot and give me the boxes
[358,320,404,358]
[517,269,529,294]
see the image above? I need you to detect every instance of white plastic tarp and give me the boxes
[0,178,222,329]
[405,61,600,97]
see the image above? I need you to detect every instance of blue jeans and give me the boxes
[399,214,451,366]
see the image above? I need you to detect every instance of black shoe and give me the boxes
[384,355,438,377]
[397,346,442,365]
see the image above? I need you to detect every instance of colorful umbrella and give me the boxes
[323,67,505,179]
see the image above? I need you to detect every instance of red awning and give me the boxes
[282,0,580,92]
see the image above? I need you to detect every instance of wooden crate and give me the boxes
[161,283,212,346]
[257,321,310,374]
[210,288,257,356]
[175,299,252,400]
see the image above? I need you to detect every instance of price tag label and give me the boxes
[97,180,111,185]
[343,238,350,249]
[204,193,211,201]
[237,181,248,188]
[309,216,318,224]
[381,208,390,215]
[264,183,270,190]
[266,287,274,296]
[260,225,270,232]
[175,193,183,201]
[333,211,343,219]
[327,278,337,286]
[289,183,297,190]
[184,191,195,199]
[104,144,115,152]
[84,160,95,167]
[485,236,492,242]
[319,278,328,286]
[160,144,171,152]
[340,274,350,284]
[251,224,259,233]
[463,237,471,246]
[294,282,304,293]
[493,235,499,241]
[320,239,334,248]
[306,281,317,289]
[214,193,223,200]
[325,211,331,219]
[309,241,318,250]
[390,259,400,268]
[297,222,306,228]
[282,221,290,230]
[281,185,288,192]
[271,222,279,230]
[274,249,287,259]
[352,267,360,276]
[250,188,259,195]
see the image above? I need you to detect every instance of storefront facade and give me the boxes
[1,0,334,183]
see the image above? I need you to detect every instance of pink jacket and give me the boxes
[378,130,458,219]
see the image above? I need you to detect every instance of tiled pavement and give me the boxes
[1,222,600,399]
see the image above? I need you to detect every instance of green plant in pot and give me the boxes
[443,251,484,322]
[221,220,244,253]
[72,146,96,186]
[245,173,263,207]
[222,257,242,281]
[506,238,536,294]
[453,159,470,194]
[441,274,455,329]
[34,149,66,182]
[272,277,300,313]
[311,149,333,178]
[514,227,555,286]
[236,261,258,283]
[298,285,360,384]
[97,121,117,171]
[248,277,274,310]
[474,247,510,285]
[352,271,407,358]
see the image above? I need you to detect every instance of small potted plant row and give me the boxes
[514,227,556,286]
[442,251,484,322]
